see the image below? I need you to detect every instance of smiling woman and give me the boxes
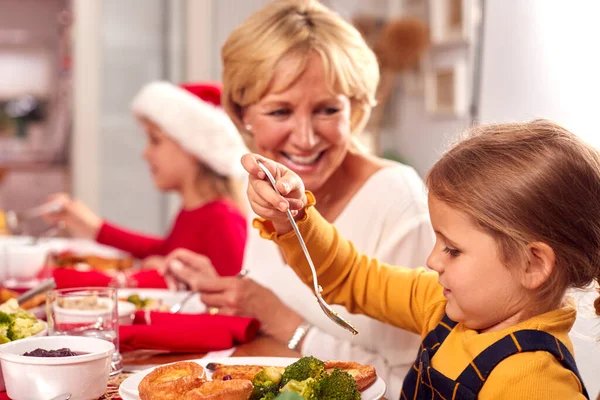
[161,1,435,399]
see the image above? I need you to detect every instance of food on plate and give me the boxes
[22,348,86,357]
[138,361,207,400]
[211,364,282,382]
[124,294,171,312]
[0,299,45,343]
[50,250,134,271]
[323,361,377,392]
[57,295,110,310]
[0,288,45,310]
[248,356,364,400]
[182,379,254,400]
[161,356,375,400]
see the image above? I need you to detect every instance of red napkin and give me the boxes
[119,324,234,353]
[53,268,168,289]
[120,312,260,353]
[53,268,112,288]
[128,269,168,289]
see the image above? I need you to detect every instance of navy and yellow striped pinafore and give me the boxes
[400,315,590,400]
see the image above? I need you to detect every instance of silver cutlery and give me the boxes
[16,278,56,305]
[256,160,358,335]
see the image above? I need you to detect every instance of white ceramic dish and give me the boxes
[0,335,114,400]
[51,298,136,326]
[118,288,205,314]
[119,356,387,400]
[0,321,48,391]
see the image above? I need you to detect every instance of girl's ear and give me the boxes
[521,242,555,290]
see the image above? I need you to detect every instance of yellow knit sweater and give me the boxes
[253,196,586,399]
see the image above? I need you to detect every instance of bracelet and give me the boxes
[287,321,313,351]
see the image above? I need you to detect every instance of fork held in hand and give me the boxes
[256,160,359,335]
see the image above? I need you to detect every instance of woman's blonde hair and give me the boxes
[221,0,379,139]
[427,120,600,315]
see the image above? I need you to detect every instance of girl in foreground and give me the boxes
[242,120,598,399]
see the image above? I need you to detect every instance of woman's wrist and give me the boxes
[287,321,313,351]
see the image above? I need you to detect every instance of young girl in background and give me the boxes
[46,82,248,279]
[243,120,598,399]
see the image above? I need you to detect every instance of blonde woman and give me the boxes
[163,1,434,397]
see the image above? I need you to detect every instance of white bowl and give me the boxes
[0,243,48,281]
[117,301,136,325]
[0,336,114,400]
[0,321,48,392]
[52,299,136,326]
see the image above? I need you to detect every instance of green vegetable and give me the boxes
[0,301,44,341]
[280,356,327,387]
[280,378,318,400]
[126,294,147,309]
[9,316,44,340]
[0,311,14,339]
[316,368,360,400]
[275,391,304,400]
[250,367,284,400]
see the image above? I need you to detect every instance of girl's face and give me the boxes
[426,195,532,332]
[241,52,352,193]
[139,117,199,192]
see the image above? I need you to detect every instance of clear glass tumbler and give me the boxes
[46,287,123,374]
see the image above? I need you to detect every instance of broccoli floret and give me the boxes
[250,367,284,400]
[280,378,318,400]
[0,311,14,340]
[8,316,44,340]
[261,393,277,400]
[275,391,305,400]
[316,368,360,400]
[281,356,327,386]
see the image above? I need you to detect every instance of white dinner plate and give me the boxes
[119,356,386,400]
[117,288,205,314]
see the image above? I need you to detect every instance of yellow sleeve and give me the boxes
[253,192,445,335]
[479,351,587,400]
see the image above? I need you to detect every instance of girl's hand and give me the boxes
[241,153,307,234]
[41,193,102,239]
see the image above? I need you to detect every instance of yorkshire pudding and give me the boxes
[182,379,253,400]
[138,361,207,400]
[210,364,280,381]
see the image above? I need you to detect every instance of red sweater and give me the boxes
[96,200,246,277]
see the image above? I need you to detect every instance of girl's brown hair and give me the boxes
[427,120,600,314]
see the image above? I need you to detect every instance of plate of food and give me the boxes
[119,356,386,400]
[118,288,205,314]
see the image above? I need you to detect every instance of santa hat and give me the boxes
[131,81,248,178]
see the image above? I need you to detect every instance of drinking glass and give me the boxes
[46,287,123,374]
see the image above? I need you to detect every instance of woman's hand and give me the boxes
[140,255,165,270]
[241,153,307,234]
[162,248,304,344]
[42,193,102,239]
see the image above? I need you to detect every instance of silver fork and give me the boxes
[256,160,358,335]
[4,201,63,235]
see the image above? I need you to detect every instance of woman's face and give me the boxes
[242,52,352,192]
[139,117,199,192]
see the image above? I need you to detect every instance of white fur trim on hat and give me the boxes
[131,81,248,178]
